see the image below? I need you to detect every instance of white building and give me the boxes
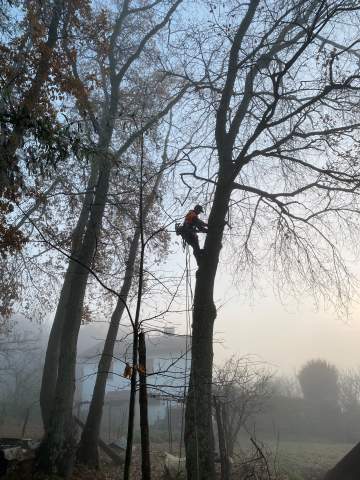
[76,327,190,430]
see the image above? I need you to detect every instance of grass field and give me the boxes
[271,439,353,479]
[236,436,354,479]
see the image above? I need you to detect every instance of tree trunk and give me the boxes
[124,134,146,480]
[40,160,98,431]
[185,178,231,480]
[213,397,229,480]
[221,403,232,477]
[139,331,151,480]
[0,0,65,189]
[37,158,111,476]
[74,416,123,465]
[77,124,166,467]
[77,230,140,468]
[123,335,138,480]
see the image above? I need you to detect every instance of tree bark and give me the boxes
[77,229,140,467]
[37,157,111,476]
[124,134,145,480]
[183,4,261,477]
[77,120,169,466]
[185,178,232,480]
[139,331,151,480]
[74,416,123,465]
[213,397,229,480]
[40,160,98,431]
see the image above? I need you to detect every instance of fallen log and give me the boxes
[73,416,124,465]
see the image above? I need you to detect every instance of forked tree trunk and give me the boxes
[77,230,140,467]
[183,6,262,477]
[40,160,98,431]
[37,158,111,475]
[185,178,231,480]
[138,331,151,480]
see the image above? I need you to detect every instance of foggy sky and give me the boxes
[73,243,360,376]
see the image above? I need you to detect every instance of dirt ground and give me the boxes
[1,439,174,480]
[0,420,178,479]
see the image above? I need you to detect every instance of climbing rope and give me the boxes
[179,246,191,459]
[178,246,200,479]
[167,399,173,453]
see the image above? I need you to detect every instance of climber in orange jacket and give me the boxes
[176,205,208,264]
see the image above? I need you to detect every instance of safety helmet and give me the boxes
[194,204,204,213]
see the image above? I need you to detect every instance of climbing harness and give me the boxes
[175,223,183,236]
[175,223,187,250]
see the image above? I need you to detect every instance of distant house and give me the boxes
[76,327,190,430]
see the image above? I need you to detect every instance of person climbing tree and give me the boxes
[177,205,208,264]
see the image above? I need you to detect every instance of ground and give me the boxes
[0,420,355,479]
[2,440,354,479]
[272,440,353,479]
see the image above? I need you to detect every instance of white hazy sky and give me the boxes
[213,279,360,375]
[213,269,360,375]
[157,244,360,376]
[72,235,360,377]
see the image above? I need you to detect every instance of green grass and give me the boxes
[271,440,353,479]
[236,436,354,479]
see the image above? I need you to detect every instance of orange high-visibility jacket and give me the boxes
[184,210,198,226]
[184,210,207,232]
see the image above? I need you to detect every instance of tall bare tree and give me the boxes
[37,0,186,475]
[77,117,173,469]
[178,2,360,478]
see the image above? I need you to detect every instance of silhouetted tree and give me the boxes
[179,2,360,478]
[298,359,339,409]
[37,1,185,476]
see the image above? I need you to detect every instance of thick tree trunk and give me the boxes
[139,331,151,480]
[0,0,65,189]
[37,158,111,476]
[40,161,98,431]
[185,178,231,480]
[77,230,140,467]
